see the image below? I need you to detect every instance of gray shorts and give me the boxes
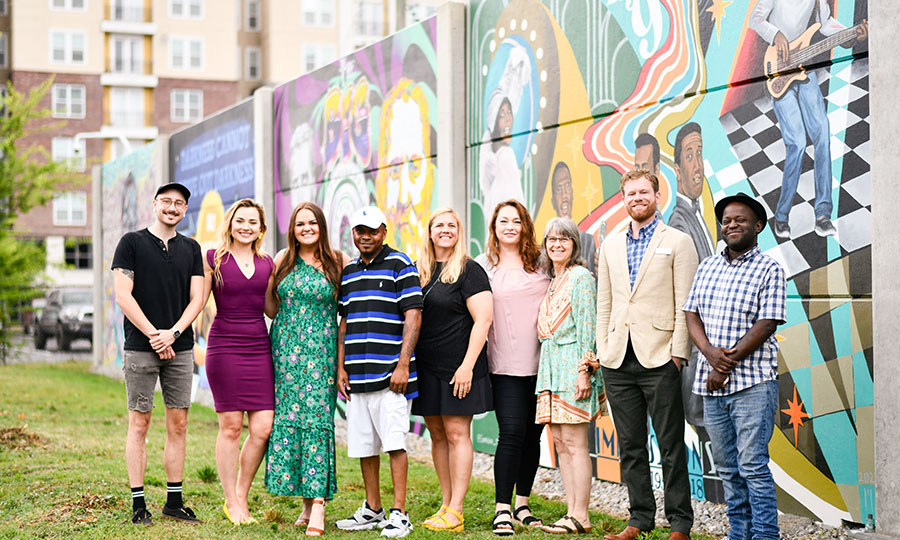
[123,349,194,412]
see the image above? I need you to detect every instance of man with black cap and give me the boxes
[111,182,205,525]
[682,192,786,540]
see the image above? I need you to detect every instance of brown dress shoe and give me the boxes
[668,532,690,540]
[604,525,644,540]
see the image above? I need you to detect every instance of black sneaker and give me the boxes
[131,507,153,526]
[161,504,202,524]
[773,220,791,240]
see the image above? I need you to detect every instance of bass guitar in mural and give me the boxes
[764,22,868,98]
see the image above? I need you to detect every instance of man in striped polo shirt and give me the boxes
[336,205,423,539]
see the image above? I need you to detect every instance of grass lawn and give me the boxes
[0,362,701,539]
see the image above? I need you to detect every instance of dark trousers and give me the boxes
[600,340,694,533]
[491,374,544,504]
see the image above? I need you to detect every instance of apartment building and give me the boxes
[8,0,444,290]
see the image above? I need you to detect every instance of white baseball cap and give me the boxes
[350,206,387,230]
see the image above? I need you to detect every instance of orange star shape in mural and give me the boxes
[706,0,733,43]
[781,385,811,448]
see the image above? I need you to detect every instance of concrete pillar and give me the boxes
[871,0,900,535]
[252,87,275,256]
[436,1,467,217]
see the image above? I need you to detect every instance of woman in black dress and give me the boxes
[414,207,493,532]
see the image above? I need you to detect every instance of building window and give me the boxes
[356,0,384,37]
[302,43,335,73]
[111,0,145,22]
[0,34,7,69]
[302,0,334,27]
[169,36,204,70]
[53,192,88,227]
[51,137,87,172]
[109,87,144,127]
[169,0,202,18]
[406,2,437,25]
[52,84,86,119]
[245,46,261,80]
[245,0,260,30]
[51,0,86,11]
[111,35,143,74]
[50,30,87,65]
[0,0,7,15]
[171,89,203,123]
[64,239,92,269]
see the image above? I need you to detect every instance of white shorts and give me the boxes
[346,386,412,458]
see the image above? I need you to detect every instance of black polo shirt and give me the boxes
[111,228,203,352]
[338,244,423,398]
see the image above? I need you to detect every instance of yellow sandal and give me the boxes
[424,507,464,532]
[423,505,448,527]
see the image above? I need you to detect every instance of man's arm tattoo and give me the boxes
[399,321,420,363]
[116,268,135,281]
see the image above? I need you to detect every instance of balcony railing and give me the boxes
[109,109,145,127]
[104,1,151,23]
[105,58,152,75]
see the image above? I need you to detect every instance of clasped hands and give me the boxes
[705,346,739,392]
[148,328,176,359]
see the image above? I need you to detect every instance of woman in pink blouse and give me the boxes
[476,200,550,536]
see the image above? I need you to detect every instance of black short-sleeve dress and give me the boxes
[412,258,494,416]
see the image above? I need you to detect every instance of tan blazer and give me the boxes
[596,222,699,369]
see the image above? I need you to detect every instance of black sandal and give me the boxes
[513,505,542,527]
[493,510,515,536]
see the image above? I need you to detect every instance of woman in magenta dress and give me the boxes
[201,198,276,524]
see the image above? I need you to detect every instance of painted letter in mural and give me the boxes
[469,0,871,525]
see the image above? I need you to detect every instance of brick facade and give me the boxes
[11,71,101,239]
[155,78,240,135]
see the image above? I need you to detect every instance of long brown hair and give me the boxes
[417,208,468,287]
[274,202,342,300]
[484,199,540,273]
[213,198,267,286]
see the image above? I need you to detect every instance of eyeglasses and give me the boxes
[545,236,573,245]
[156,197,187,210]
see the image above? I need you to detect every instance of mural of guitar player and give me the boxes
[749,0,868,239]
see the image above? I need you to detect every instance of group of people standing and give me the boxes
[113,167,786,540]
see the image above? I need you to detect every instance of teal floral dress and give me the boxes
[265,258,338,500]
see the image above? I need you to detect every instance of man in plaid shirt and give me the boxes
[683,193,786,540]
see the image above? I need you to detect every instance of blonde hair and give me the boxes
[417,207,468,286]
[213,198,267,286]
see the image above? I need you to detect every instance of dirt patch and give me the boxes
[0,425,47,450]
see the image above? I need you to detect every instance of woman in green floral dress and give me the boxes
[266,202,349,536]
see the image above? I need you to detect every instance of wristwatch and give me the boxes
[172,329,181,339]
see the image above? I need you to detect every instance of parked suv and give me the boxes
[34,288,93,351]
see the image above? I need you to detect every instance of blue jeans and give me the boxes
[771,71,833,222]
[703,380,779,540]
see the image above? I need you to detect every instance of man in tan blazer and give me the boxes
[597,169,698,540]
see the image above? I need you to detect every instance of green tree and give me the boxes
[0,77,84,361]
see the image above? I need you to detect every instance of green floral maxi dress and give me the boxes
[265,259,338,499]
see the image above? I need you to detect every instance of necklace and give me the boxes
[548,267,568,296]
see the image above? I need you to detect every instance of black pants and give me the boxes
[600,340,694,533]
[491,374,543,504]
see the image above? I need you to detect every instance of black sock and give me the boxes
[365,500,383,513]
[166,481,183,508]
[131,486,145,512]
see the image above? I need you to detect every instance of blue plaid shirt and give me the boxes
[683,245,786,396]
[625,216,659,289]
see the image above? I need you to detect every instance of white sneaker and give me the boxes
[336,501,387,531]
[380,509,413,538]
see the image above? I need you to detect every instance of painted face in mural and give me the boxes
[293,208,320,247]
[551,164,574,218]
[430,212,459,257]
[495,204,523,248]
[353,225,386,261]
[634,144,660,177]
[676,132,704,200]
[494,99,514,144]
[153,189,188,228]
[622,175,660,224]
[721,202,763,255]
[230,206,262,247]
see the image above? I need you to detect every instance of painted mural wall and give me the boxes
[169,99,257,394]
[468,0,872,526]
[100,142,162,369]
[272,19,438,261]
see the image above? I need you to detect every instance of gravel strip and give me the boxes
[336,418,853,539]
